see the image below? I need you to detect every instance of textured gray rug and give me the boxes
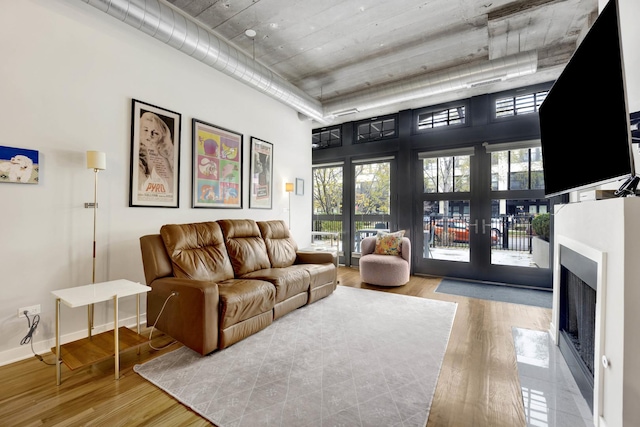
[134,286,457,427]
[435,278,552,308]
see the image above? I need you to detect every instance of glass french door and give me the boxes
[312,163,344,262]
[415,143,552,288]
[312,157,395,267]
[352,158,393,262]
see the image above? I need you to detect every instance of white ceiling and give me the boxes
[167,0,598,124]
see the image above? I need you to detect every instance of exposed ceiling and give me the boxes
[119,0,599,125]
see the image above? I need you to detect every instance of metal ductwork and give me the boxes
[82,0,538,125]
[81,0,329,124]
[323,50,538,118]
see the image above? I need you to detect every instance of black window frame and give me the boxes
[493,90,549,119]
[412,101,469,134]
[353,114,398,144]
[312,125,342,150]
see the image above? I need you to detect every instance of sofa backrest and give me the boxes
[160,221,235,282]
[257,220,298,268]
[218,219,271,276]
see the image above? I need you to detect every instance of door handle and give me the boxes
[481,219,493,234]
[468,220,479,233]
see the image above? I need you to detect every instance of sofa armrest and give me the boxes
[295,250,336,265]
[147,277,220,355]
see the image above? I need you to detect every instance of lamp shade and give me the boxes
[285,182,294,192]
[86,151,106,170]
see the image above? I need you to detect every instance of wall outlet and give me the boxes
[18,304,41,318]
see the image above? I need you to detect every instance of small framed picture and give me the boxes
[631,111,640,143]
[249,137,273,209]
[129,99,181,208]
[0,146,39,184]
[192,119,243,208]
[295,178,304,195]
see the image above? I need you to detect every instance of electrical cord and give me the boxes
[148,292,178,351]
[20,311,38,345]
[20,311,56,365]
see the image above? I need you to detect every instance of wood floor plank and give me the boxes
[0,266,551,426]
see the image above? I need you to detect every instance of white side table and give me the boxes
[51,279,151,385]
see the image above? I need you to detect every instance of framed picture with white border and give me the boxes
[129,99,181,208]
[249,137,273,209]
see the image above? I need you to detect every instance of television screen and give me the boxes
[538,0,635,198]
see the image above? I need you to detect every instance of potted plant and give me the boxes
[531,213,550,268]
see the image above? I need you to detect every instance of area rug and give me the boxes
[435,278,552,308]
[134,286,457,427]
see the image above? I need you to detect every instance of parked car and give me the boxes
[431,219,501,245]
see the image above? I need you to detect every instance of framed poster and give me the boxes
[129,99,181,208]
[192,119,242,208]
[0,146,39,184]
[249,137,273,209]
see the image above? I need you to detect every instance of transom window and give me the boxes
[495,91,548,118]
[355,115,397,143]
[312,126,341,150]
[417,106,466,130]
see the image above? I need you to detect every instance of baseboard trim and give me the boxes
[0,314,147,367]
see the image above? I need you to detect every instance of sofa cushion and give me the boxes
[160,222,235,282]
[241,265,310,303]
[257,220,297,267]
[218,219,271,276]
[217,279,275,329]
[300,263,337,290]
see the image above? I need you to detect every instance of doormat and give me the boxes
[435,278,552,308]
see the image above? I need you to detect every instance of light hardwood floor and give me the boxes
[0,267,551,426]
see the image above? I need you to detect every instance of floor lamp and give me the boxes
[86,151,106,333]
[285,182,294,229]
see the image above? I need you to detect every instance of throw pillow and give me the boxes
[374,230,405,255]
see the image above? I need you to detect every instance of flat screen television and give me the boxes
[539,0,637,198]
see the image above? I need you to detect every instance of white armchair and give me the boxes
[359,235,411,287]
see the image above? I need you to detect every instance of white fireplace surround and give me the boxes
[551,235,606,426]
[552,198,640,427]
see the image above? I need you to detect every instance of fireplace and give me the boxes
[552,198,640,426]
[558,244,597,413]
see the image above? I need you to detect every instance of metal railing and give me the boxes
[312,219,343,251]
[312,219,391,253]
[424,215,533,252]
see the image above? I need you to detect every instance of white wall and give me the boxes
[618,0,640,113]
[0,0,313,365]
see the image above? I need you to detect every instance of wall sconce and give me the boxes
[285,182,294,228]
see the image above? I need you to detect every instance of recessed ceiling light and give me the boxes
[245,29,257,38]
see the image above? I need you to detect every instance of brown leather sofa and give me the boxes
[139,219,337,355]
